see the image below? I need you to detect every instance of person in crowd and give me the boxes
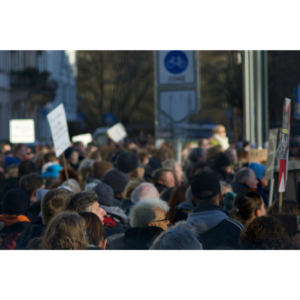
[187,172,243,249]
[102,168,128,206]
[150,221,202,250]
[137,149,150,166]
[79,212,107,249]
[205,145,222,166]
[61,179,81,193]
[79,166,92,190]
[136,226,164,250]
[0,189,32,249]
[267,199,299,217]
[106,198,169,250]
[230,190,266,227]
[143,165,154,183]
[39,211,88,250]
[45,177,57,189]
[239,216,291,250]
[231,167,259,194]
[272,214,300,249]
[162,158,184,185]
[89,149,102,160]
[183,147,204,184]
[73,141,86,162]
[237,141,251,167]
[41,151,62,179]
[167,185,189,225]
[67,191,107,223]
[152,168,176,194]
[90,160,113,184]
[130,183,159,205]
[64,147,80,172]
[224,192,236,211]
[92,182,129,237]
[209,152,233,183]
[147,157,162,171]
[15,188,72,249]
[115,151,144,179]
[210,125,230,151]
[248,162,269,206]
[12,144,28,163]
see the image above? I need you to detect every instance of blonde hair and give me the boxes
[213,125,226,134]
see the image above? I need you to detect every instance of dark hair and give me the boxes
[79,212,106,247]
[239,216,291,250]
[41,188,72,224]
[19,173,44,197]
[92,161,113,180]
[79,166,92,190]
[67,191,98,212]
[189,162,207,181]
[167,185,188,225]
[12,143,25,156]
[45,177,57,189]
[59,168,79,183]
[272,214,298,239]
[18,160,35,177]
[230,190,264,226]
[43,151,57,163]
[152,168,174,183]
[267,200,299,217]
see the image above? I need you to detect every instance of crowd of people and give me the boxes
[1,124,300,250]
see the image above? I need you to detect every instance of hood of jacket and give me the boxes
[187,205,230,234]
[177,202,194,211]
[231,181,249,194]
[102,205,129,224]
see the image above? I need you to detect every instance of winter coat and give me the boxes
[187,205,243,249]
[15,224,47,249]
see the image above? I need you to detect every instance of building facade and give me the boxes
[0,50,78,145]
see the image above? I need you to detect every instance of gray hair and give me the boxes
[77,158,94,174]
[233,167,251,184]
[131,183,159,204]
[162,159,178,171]
[62,179,81,193]
[129,198,169,228]
[150,221,202,250]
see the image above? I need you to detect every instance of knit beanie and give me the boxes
[3,188,30,216]
[214,152,231,167]
[147,158,162,171]
[93,182,114,206]
[115,151,138,174]
[5,156,19,169]
[249,162,266,180]
[102,169,128,196]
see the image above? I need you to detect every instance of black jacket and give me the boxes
[0,177,20,213]
[187,205,243,250]
[15,224,47,249]
[154,183,168,195]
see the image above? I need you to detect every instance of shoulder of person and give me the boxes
[222,218,244,231]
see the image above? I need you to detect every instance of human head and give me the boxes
[64,147,79,165]
[233,167,258,189]
[124,178,145,200]
[188,147,204,163]
[18,160,35,177]
[40,211,87,250]
[19,173,45,203]
[239,216,291,250]
[230,190,266,226]
[92,182,114,207]
[92,161,114,180]
[150,221,202,250]
[213,125,226,138]
[61,179,81,193]
[249,162,267,187]
[67,191,106,222]
[152,168,176,188]
[43,151,58,164]
[102,169,128,199]
[167,185,188,224]
[2,188,30,216]
[137,149,150,166]
[206,145,222,165]
[4,156,19,169]
[131,183,160,204]
[115,151,139,175]
[13,144,27,160]
[79,212,106,249]
[213,152,231,172]
[129,198,170,230]
[73,141,86,157]
[191,172,222,206]
[41,188,72,224]
[162,159,183,185]
[267,200,300,217]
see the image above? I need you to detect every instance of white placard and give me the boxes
[107,123,127,142]
[157,51,195,85]
[47,104,71,157]
[10,119,35,143]
[72,133,92,146]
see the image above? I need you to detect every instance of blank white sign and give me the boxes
[72,133,92,147]
[10,119,35,143]
[107,123,127,142]
[47,103,71,157]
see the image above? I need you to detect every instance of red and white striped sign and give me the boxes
[278,98,291,192]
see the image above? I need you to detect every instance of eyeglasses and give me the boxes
[152,217,169,223]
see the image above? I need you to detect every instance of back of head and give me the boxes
[129,198,169,228]
[131,183,159,204]
[92,160,113,180]
[3,188,30,216]
[230,190,263,225]
[162,159,177,171]
[18,160,35,177]
[61,179,81,193]
[267,200,299,217]
[213,152,231,168]
[233,167,251,184]
[152,168,173,184]
[272,213,298,239]
[43,151,57,163]
[150,221,201,250]
[41,188,72,224]
[239,216,291,250]
[79,212,105,247]
[12,143,24,157]
[102,168,128,196]
[188,147,203,163]
[40,211,87,250]
[67,191,98,213]
[124,178,145,200]
[19,173,44,197]
[115,151,138,174]
[92,182,114,206]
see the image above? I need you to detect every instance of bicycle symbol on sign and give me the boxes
[166,56,187,70]
[164,51,188,74]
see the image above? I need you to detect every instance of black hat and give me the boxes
[64,147,79,159]
[92,182,114,207]
[102,169,128,195]
[188,147,203,163]
[147,158,162,171]
[115,151,138,174]
[3,188,30,216]
[214,152,231,167]
[191,172,221,200]
[137,226,164,250]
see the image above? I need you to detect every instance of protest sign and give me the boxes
[9,119,35,143]
[107,123,127,143]
[248,149,268,164]
[47,104,71,158]
[72,133,92,147]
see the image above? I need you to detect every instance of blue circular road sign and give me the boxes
[164,51,188,74]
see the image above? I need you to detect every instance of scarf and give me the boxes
[213,134,230,151]
[0,215,30,228]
